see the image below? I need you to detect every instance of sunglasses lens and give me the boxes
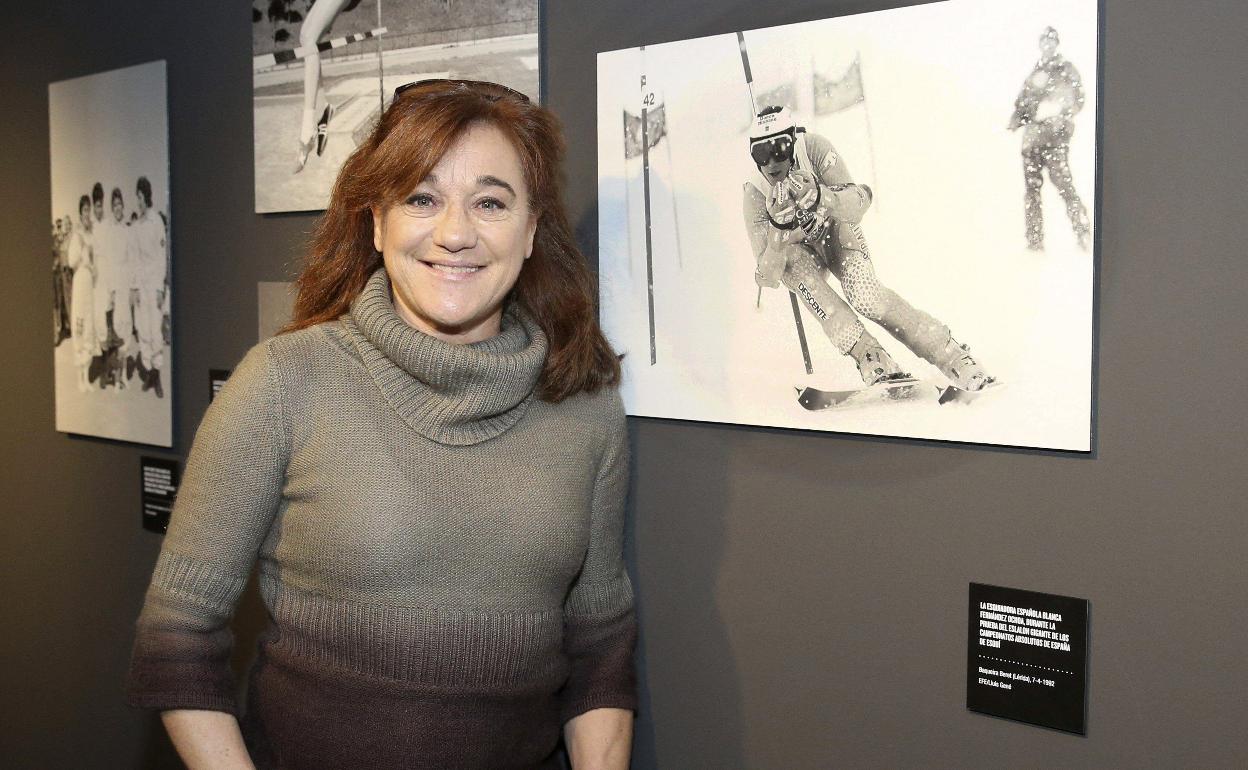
[393,78,529,103]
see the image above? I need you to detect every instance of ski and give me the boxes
[797,377,923,411]
[936,379,1004,405]
[797,378,1004,410]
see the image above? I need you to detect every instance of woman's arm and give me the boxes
[161,710,255,770]
[559,395,637,763]
[564,707,633,770]
[126,342,290,722]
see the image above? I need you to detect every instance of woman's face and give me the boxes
[372,121,537,345]
[79,203,92,231]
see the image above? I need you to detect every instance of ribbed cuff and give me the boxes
[560,690,639,725]
[559,609,637,724]
[125,689,239,717]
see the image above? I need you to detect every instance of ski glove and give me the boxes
[767,169,834,243]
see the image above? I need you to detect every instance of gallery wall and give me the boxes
[1,0,1246,767]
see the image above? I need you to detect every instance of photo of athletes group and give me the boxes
[52,179,169,397]
[50,61,172,447]
[598,0,1098,451]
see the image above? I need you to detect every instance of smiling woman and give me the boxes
[127,81,635,769]
[371,122,537,345]
[289,78,619,400]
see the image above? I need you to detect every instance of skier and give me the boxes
[1008,26,1090,251]
[742,106,990,391]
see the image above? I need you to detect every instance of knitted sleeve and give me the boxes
[559,395,638,723]
[125,341,290,715]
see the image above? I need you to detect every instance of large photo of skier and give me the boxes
[597,0,1098,450]
[49,61,172,447]
[252,0,539,213]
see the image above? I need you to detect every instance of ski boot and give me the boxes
[849,332,909,386]
[932,336,991,391]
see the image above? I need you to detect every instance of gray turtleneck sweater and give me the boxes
[126,269,636,769]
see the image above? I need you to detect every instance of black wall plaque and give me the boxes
[209,368,232,403]
[968,582,1089,734]
[140,456,180,534]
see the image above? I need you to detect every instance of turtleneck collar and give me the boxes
[344,267,548,446]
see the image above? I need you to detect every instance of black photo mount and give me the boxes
[968,582,1089,735]
[140,456,181,534]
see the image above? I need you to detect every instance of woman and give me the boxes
[66,194,96,392]
[89,186,131,389]
[126,176,167,397]
[128,80,636,769]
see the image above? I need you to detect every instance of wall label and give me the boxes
[140,456,180,534]
[209,368,232,403]
[967,582,1088,734]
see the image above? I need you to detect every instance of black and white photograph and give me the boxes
[50,60,172,447]
[597,0,1098,451]
[253,0,539,213]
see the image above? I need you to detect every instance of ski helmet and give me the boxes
[749,105,796,143]
[750,106,798,167]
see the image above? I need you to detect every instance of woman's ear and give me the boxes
[524,212,538,260]
[371,206,386,253]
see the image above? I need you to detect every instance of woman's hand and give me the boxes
[564,707,632,770]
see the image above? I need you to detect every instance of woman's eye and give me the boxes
[406,193,435,207]
[478,198,505,212]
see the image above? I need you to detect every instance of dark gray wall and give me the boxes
[2,1,1245,767]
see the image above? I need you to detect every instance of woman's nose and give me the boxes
[432,203,477,252]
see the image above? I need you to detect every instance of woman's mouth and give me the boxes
[424,262,482,274]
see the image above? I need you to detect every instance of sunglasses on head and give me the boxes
[393,78,530,103]
[750,134,794,165]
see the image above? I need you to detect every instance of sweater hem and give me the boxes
[559,692,638,725]
[125,691,239,716]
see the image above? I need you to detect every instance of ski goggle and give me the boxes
[750,134,795,165]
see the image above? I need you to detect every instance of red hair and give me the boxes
[283,81,620,401]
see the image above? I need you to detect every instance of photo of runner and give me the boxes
[253,0,539,213]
